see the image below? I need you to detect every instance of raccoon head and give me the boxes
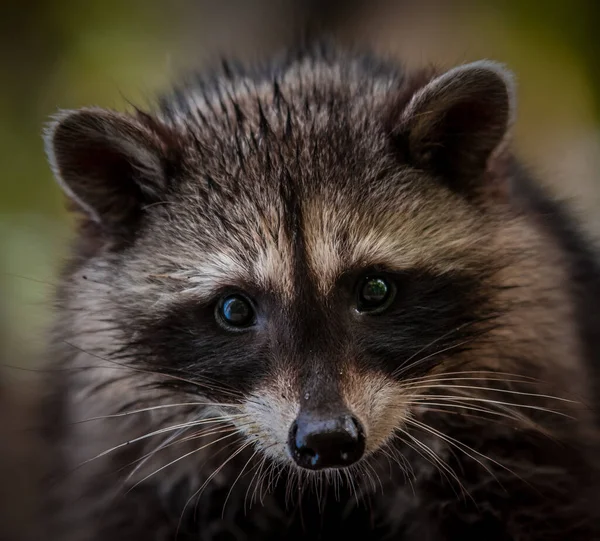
[44,55,521,474]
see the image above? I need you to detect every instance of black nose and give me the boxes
[288,413,365,470]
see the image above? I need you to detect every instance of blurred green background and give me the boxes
[2,0,600,374]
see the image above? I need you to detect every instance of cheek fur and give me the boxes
[341,366,411,454]
[237,369,300,463]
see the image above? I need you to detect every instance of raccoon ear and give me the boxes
[392,61,516,195]
[44,108,180,231]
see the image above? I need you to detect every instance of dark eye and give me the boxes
[217,294,255,329]
[356,276,395,313]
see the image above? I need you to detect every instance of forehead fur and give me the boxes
[120,50,494,302]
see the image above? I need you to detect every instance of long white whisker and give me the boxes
[409,395,574,418]
[221,446,260,518]
[392,324,473,377]
[396,428,470,501]
[406,417,532,491]
[245,454,268,512]
[126,430,245,493]
[403,384,577,403]
[406,418,501,486]
[120,423,253,481]
[75,414,250,469]
[70,402,243,425]
[123,425,192,483]
[63,339,246,398]
[412,400,530,422]
[363,459,383,494]
[400,370,543,384]
[393,338,477,378]
[179,439,255,535]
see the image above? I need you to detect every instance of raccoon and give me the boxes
[40,44,600,540]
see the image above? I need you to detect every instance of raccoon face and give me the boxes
[45,57,515,472]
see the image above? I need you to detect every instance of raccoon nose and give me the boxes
[288,413,365,470]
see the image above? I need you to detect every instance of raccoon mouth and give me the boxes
[287,413,366,470]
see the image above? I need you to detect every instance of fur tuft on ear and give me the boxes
[391,60,516,195]
[44,108,181,231]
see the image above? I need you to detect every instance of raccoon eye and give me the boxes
[217,294,255,329]
[356,276,395,313]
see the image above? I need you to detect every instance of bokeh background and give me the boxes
[1,0,600,536]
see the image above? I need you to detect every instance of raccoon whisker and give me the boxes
[378,446,400,478]
[405,418,502,486]
[406,418,531,491]
[166,433,248,527]
[323,470,333,505]
[173,371,249,398]
[62,339,247,398]
[272,460,289,504]
[286,470,303,524]
[314,469,324,511]
[179,438,255,534]
[284,460,302,508]
[0,271,60,288]
[323,472,333,511]
[393,337,480,379]
[402,369,542,381]
[379,443,415,488]
[120,425,195,481]
[0,362,134,374]
[254,454,277,509]
[221,446,261,518]
[261,460,279,505]
[116,423,249,488]
[334,469,343,501]
[261,445,286,502]
[414,401,528,423]
[410,395,575,419]
[245,453,269,512]
[405,378,541,392]
[126,430,248,495]
[357,471,375,512]
[385,440,415,477]
[404,384,577,404]
[396,428,470,502]
[402,370,586,408]
[349,464,372,508]
[69,402,244,425]
[227,448,263,513]
[256,456,278,506]
[270,462,286,503]
[362,458,383,494]
[101,425,194,515]
[123,422,249,479]
[296,469,307,507]
[400,371,545,386]
[412,399,559,439]
[392,323,476,377]
[397,430,455,486]
[342,465,360,505]
[77,414,250,468]
[181,421,253,442]
[149,372,248,401]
